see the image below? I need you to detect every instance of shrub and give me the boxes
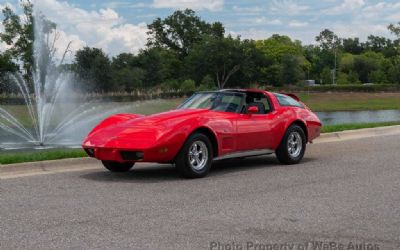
[197,75,216,91]
[181,79,196,92]
[337,72,350,85]
[161,79,180,91]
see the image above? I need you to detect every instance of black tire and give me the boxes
[175,133,213,178]
[102,161,134,172]
[275,124,306,164]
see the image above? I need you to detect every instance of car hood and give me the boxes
[118,109,209,127]
[83,109,209,148]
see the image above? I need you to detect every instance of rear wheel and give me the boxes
[102,161,134,172]
[275,124,306,164]
[175,133,213,178]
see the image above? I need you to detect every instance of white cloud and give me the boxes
[325,0,365,14]
[239,17,282,26]
[255,17,282,25]
[330,22,388,40]
[33,0,148,57]
[270,0,309,16]
[102,2,148,9]
[361,2,400,22]
[288,20,308,28]
[152,0,224,11]
[232,5,263,13]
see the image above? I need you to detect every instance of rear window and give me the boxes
[274,93,304,108]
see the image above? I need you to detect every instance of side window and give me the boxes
[245,93,272,114]
[274,93,304,108]
[253,95,272,113]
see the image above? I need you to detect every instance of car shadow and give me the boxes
[81,164,178,183]
[81,155,316,183]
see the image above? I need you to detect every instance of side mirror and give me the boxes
[247,106,259,114]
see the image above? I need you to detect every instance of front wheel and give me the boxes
[175,133,213,178]
[102,161,134,172]
[275,124,306,164]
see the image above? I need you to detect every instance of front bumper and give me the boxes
[82,145,175,163]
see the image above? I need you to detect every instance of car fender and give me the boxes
[271,108,308,148]
[88,113,143,137]
[154,114,231,161]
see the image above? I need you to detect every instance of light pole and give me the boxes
[332,50,337,85]
[332,38,337,85]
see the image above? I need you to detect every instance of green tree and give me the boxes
[147,9,224,57]
[316,29,340,50]
[198,75,215,90]
[336,72,349,85]
[387,61,400,84]
[0,52,17,74]
[255,35,303,62]
[137,47,182,87]
[341,38,364,54]
[366,35,390,52]
[347,71,360,84]
[74,47,112,92]
[388,22,400,37]
[339,53,356,73]
[261,64,282,86]
[186,35,248,89]
[256,35,308,85]
[352,52,389,83]
[112,67,145,91]
[320,67,332,85]
[0,1,33,77]
[279,54,305,85]
[111,53,145,90]
[0,52,18,93]
[181,79,196,92]
[368,70,388,84]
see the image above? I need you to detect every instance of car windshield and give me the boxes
[177,92,244,113]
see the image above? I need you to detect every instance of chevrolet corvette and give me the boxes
[82,89,321,178]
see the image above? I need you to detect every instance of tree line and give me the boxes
[1,1,400,94]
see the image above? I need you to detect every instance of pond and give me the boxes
[316,109,400,125]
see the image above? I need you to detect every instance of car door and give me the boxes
[235,94,275,151]
[235,113,275,151]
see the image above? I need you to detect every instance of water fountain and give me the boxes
[0,11,140,150]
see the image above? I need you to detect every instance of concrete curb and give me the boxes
[314,125,400,144]
[1,125,400,177]
[0,157,98,176]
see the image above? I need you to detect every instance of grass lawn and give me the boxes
[1,121,400,165]
[298,92,400,111]
[320,121,400,133]
[0,149,86,165]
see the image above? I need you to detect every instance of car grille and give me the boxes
[120,151,144,161]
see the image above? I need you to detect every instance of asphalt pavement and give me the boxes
[1,135,399,250]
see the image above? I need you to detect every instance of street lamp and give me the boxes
[332,37,337,85]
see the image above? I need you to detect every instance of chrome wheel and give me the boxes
[188,140,208,171]
[287,131,302,158]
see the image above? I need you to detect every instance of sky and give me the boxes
[0,0,399,59]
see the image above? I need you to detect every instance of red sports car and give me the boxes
[82,89,321,178]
